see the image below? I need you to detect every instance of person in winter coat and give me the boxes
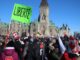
[44,37,50,60]
[58,35,77,60]
[63,35,70,52]
[0,41,4,60]
[0,47,19,60]
[60,51,71,60]
[13,32,25,60]
[49,37,60,60]
[68,36,78,60]
[23,36,35,60]
[0,41,4,54]
[38,37,45,60]
[22,36,29,59]
[34,37,42,60]
[14,38,25,60]
[57,35,71,60]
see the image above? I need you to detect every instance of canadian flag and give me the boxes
[58,36,72,60]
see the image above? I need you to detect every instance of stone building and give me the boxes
[0,20,8,35]
[9,0,58,37]
[9,20,29,36]
[59,24,70,36]
[29,0,58,37]
[9,0,70,37]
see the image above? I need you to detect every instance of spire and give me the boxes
[40,0,48,7]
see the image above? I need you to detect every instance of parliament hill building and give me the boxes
[9,0,70,37]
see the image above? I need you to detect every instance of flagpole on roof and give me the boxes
[57,34,66,54]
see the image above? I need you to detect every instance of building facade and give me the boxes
[59,24,70,36]
[9,20,29,36]
[0,21,9,35]
[9,0,70,37]
[29,0,58,37]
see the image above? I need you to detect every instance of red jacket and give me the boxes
[61,52,77,60]
[61,52,71,60]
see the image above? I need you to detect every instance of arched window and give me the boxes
[42,14,46,20]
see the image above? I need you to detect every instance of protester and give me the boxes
[68,36,79,60]
[44,37,50,60]
[24,36,35,60]
[57,35,71,60]
[49,37,60,60]
[0,39,19,60]
[0,32,80,60]
[23,36,29,60]
[13,32,25,60]
[0,39,4,54]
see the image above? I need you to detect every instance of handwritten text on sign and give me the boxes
[11,4,32,24]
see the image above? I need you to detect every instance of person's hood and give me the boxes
[4,47,15,56]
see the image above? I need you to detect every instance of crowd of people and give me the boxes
[0,32,80,60]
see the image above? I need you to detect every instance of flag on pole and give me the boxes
[58,36,66,54]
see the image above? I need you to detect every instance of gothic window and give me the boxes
[50,29,52,33]
[43,29,45,35]
[42,14,46,20]
[42,25,46,35]
[33,28,36,32]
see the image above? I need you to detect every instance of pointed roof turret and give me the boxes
[40,0,48,7]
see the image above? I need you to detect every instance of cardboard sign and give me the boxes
[11,4,32,24]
